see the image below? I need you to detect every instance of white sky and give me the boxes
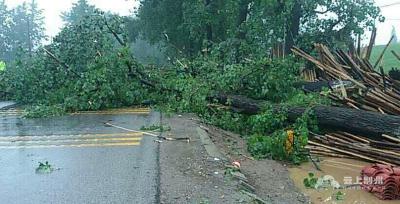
[4,0,400,45]
[5,0,139,39]
[375,0,400,44]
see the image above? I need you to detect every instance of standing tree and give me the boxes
[4,0,46,60]
[27,0,46,53]
[61,0,96,25]
[136,0,383,58]
[137,0,235,58]
[0,0,13,62]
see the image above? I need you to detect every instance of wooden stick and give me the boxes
[365,28,377,60]
[42,48,81,78]
[382,134,400,143]
[308,141,394,165]
[310,151,353,159]
[373,35,394,69]
[339,132,371,144]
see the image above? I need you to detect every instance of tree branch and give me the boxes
[42,48,81,78]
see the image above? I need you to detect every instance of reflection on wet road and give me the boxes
[0,107,160,204]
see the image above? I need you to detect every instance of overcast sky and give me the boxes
[4,0,400,45]
[5,0,139,39]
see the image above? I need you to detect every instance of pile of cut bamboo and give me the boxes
[292,44,400,115]
[307,132,400,166]
[292,44,400,165]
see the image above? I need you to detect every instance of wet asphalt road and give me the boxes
[0,104,160,204]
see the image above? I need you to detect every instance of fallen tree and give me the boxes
[209,94,400,138]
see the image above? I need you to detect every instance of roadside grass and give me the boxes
[370,42,400,72]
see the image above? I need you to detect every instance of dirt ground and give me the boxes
[159,114,247,203]
[203,124,309,204]
[159,114,309,204]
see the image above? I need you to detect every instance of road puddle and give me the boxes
[289,157,399,204]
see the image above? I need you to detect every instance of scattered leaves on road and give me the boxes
[140,124,171,132]
[35,161,54,174]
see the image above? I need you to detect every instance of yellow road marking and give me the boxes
[71,108,151,115]
[0,131,144,149]
[0,109,23,112]
[0,113,22,115]
[72,112,150,115]
[0,137,142,145]
[0,132,143,141]
[0,108,150,116]
[0,110,24,113]
[0,142,141,149]
[0,108,149,149]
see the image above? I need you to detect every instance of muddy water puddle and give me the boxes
[289,157,400,204]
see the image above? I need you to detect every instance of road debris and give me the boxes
[303,172,318,189]
[140,124,171,132]
[240,190,270,204]
[303,173,341,189]
[333,191,345,201]
[232,161,241,169]
[105,122,190,142]
[35,161,53,174]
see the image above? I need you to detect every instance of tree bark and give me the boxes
[205,0,213,43]
[237,0,250,40]
[284,0,302,54]
[209,94,400,138]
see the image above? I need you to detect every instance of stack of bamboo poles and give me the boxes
[292,44,400,115]
[307,132,400,166]
[301,68,317,82]
[292,44,400,164]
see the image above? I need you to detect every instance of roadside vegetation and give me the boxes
[0,0,387,164]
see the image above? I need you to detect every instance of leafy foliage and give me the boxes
[4,10,150,114]
[0,61,5,71]
[35,161,53,174]
[0,63,7,99]
[248,107,288,135]
[247,109,318,164]
[140,124,171,132]
[303,172,318,188]
[334,191,345,201]
[24,105,65,118]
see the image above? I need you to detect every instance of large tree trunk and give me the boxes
[284,0,302,54]
[237,0,250,40]
[209,94,400,138]
[204,0,213,45]
[234,0,251,63]
[287,106,400,139]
